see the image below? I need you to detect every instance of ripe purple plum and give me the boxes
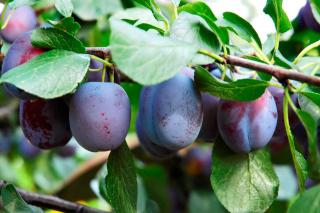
[269,87,299,138]
[20,98,71,149]
[0,6,37,43]
[1,32,45,99]
[217,91,278,153]
[138,73,203,151]
[197,93,220,142]
[301,2,320,32]
[69,82,131,152]
[136,115,176,159]
[19,137,41,159]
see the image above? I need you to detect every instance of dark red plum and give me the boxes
[20,98,71,149]
[0,6,37,43]
[18,137,41,159]
[138,73,203,151]
[197,93,220,142]
[136,115,176,159]
[269,87,299,138]
[69,82,131,152]
[217,91,278,153]
[1,32,45,99]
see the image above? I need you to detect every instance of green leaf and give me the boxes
[194,66,268,101]
[156,0,178,23]
[310,0,320,25]
[211,138,279,213]
[295,109,320,180]
[136,23,165,35]
[0,50,90,99]
[110,19,197,85]
[105,142,137,213]
[52,17,81,36]
[171,12,220,65]
[178,2,229,44]
[263,0,292,33]
[288,185,320,213]
[1,184,43,213]
[222,12,262,48]
[298,91,320,123]
[134,0,167,23]
[54,0,73,17]
[300,91,320,107]
[31,28,85,53]
[72,0,123,21]
[9,0,38,9]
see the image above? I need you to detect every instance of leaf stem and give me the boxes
[284,88,305,192]
[293,40,320,64]
[0,1,9,29]
[198,49,225,63]
[90,55,113,67]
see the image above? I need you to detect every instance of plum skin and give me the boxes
[19,138,41,159]
[0,6,37,43]
[20,98,72,149]
[138,73,203,151]
[69,82,131,152]
[217,90,278,153]
[1,32,45,99]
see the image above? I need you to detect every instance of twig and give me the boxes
[86,47,320,87]
[0,181,109,213]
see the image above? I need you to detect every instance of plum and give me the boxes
[136,115,176,159]
[18,137,41,159]
[55,145,76,158]
[1,32,45,99]
[88,59,105,82]
[69,82,130,152]
[217,90,278,153]
[197,93,220,142]
[138,73,203,151]
[269,87,299,138]
[20,98,72,149]
[183,146,211,177]
[301,2,320,32]
[0,6,37,43]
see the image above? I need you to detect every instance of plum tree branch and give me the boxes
[86,47,320,87]
[0,181,109,213]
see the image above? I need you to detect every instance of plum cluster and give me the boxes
[0,7,131,153]
[136,67,304,157]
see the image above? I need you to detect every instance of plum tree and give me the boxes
[269,87,299,138]
[138,73,203,151]
[217,90,278,153]
[20,98,72,149]
[197,93,220,142]
[136,115,176,159]
[18,137,41,159]
[1,32,45,99]
[0,6,37,43]
[69,82,130,151]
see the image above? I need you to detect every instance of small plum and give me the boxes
[1,32,45,99]
[183,146,211,177]
[217,90,278,153]
[69,82,131,152]
[19,137,41,159]
[20,98,72,149]
[0,6,37,43]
